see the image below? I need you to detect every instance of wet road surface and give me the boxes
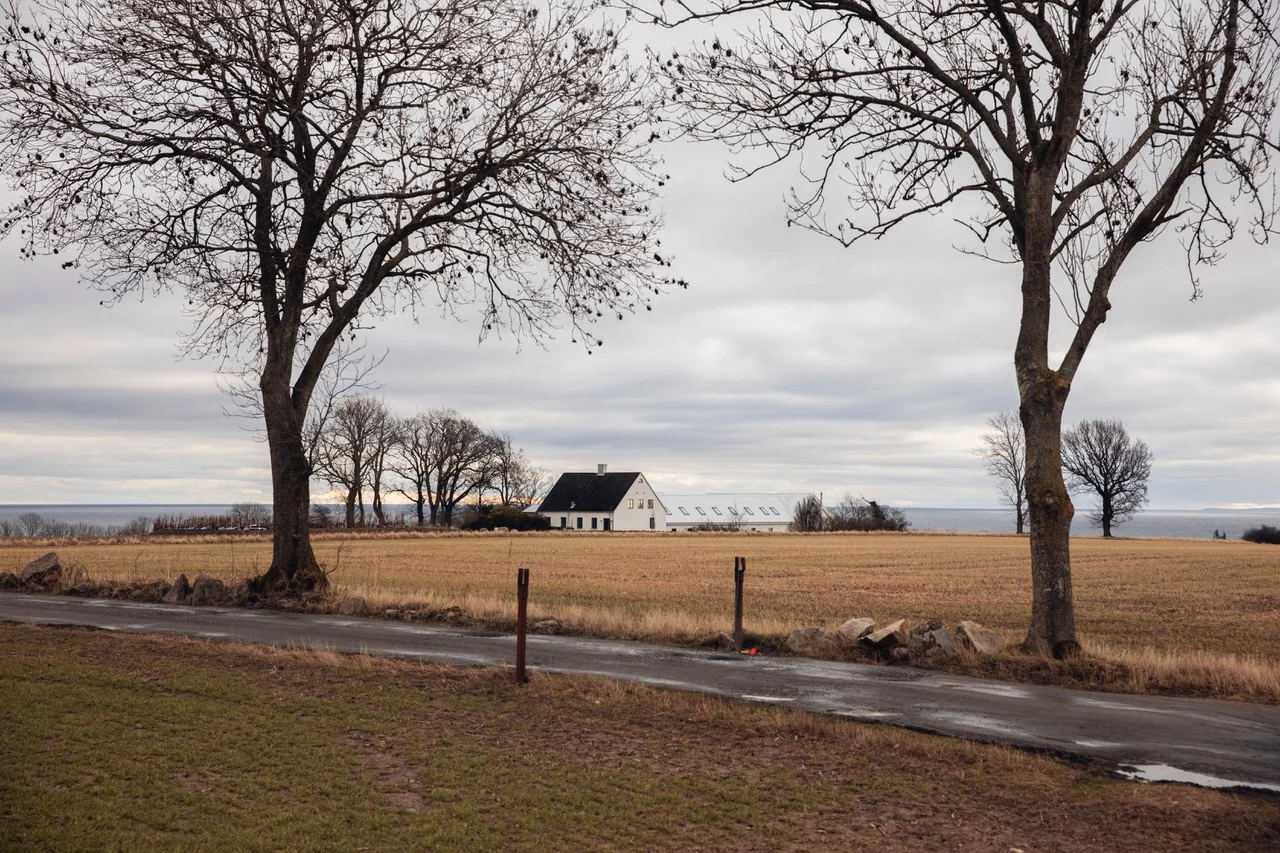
[2,592,1277,793]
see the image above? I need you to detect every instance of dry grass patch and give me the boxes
[4,530,1278,699]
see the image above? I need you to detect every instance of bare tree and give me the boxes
[790,494,828,532]
[315,396,391,527]
[653,0,1279,655]
[976,411,1028,534]
[486,432,551,509]
[829,494,911,532]
[1061,418,1152,538]
[2,0,681,594]
[429,411,500,526]
[228,502,273,530]
[391,412,441,526]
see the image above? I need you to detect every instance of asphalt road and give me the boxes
[3,592,1278,793]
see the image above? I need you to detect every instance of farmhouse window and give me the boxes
[628,499,634,509]
[576,517,583,529]
[591,517,598,530]
[647,499,653,509]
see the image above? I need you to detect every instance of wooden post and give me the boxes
[515,567,530,684]
[733,556,746,649]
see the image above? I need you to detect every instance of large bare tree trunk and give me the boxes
[1016,203,1080,658]
[1020,392,1078,657]
[256,366,327,595]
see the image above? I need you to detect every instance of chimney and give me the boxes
[597,463,608,476]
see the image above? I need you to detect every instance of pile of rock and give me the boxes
[1,552,255,607]
[0,551,65,591]
[786,616,1006,661]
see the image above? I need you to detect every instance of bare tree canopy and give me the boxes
[391,411,442,526]
[789,493,828,532]
[1,0,681,592]
[829,494,911,532]
[1061,418,1152,538]
[976,410,1027,534]
[487,432,552,510]
[314,396,393,528]
[650,0,1280,655]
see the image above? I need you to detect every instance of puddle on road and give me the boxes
[1115,764,1280,793]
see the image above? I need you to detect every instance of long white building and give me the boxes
[658,493,812,532]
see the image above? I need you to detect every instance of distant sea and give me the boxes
[1,503,1277,540]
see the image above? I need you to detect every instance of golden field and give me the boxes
[4,530,1277,658]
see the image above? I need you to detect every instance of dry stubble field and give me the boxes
[3,530,1277,686]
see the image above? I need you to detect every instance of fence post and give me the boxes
[515,567,530,684]
[733,556,746,649]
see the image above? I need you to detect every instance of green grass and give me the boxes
[1,623,1277,851]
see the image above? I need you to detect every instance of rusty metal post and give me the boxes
[515,567,530,684]
[733,556,746,649]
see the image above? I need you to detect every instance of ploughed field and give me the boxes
[3,531,1276,662]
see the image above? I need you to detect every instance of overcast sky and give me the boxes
[2,20,1278,510]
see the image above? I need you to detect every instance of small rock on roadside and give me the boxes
[230,580,252,606]
[129,580,169,603]
[66,581,97,597]
[956,620,1006,655]
[786,626,842,656]
[189,575,227,607]
[532,619,561,635]
[336,597,367,616]
[908,618,958,659]
[20,552,61,585]
[163,574,191,604]
[0,571,21,590]
[707,631,737,650]
[837,617,876,643]
[860,618,909,652]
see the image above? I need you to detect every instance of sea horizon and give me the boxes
[1,502,1277,540]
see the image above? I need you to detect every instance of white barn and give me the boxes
[658,493,813,532]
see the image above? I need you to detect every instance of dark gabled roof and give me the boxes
[539,472,641,513]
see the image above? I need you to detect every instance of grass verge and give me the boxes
[1,622,1277,852]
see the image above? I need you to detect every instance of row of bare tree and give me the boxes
[309,397,549,529]
[977,412,1153,538]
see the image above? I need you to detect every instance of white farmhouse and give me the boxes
[658,493,814,532]
[538,465,667,531]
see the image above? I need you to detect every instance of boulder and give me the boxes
[0,571,21,590]
[707,631,737,650]
[20,552,61,585]
[532,619,562,635]
[956,620,1006,655]
[128,580,169,603]
[230,581,252,606]
[189,575,227,607]
[66,581,98,597]
[336,597,367,616]
[860,619,909,652]
[162,574,191,604]
[907,619,958,659]
[786,626,842,656]
[837,617,877,644]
